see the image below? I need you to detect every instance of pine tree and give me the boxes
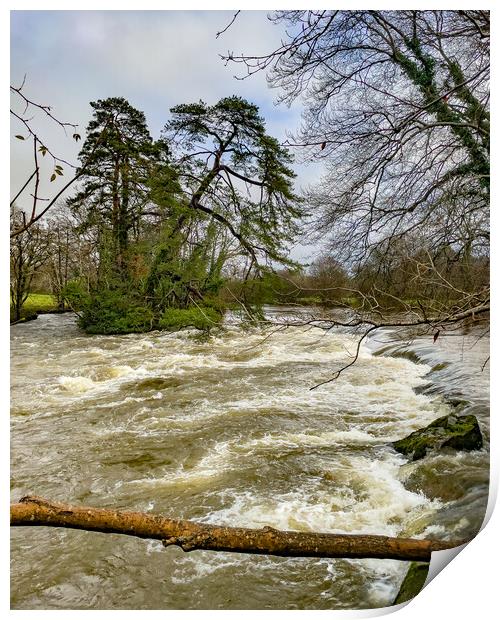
[69,97,166,279]
[162,96,304,273]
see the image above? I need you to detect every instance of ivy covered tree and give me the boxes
[144,215,231,311]
[225,12,489,268]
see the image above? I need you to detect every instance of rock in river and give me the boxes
[392,414,483,461]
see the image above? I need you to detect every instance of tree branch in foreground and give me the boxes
[11,496,467,562]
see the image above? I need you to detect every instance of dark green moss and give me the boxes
[393,414,483,461]
[393,562,429,605]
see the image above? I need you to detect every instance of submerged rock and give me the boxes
[393,562,429,605]
[392,414,483,461]
[134,377,182,391]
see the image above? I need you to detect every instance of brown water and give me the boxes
[10,311,489,609]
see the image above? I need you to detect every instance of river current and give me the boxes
[10,310,490,609]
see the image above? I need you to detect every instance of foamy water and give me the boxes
[10,311,489,609]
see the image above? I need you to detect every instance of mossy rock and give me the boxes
[393,562,429,605]
[392,414,483,461]
[135,377,182,391]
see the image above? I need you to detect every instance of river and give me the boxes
[10,309,490,609]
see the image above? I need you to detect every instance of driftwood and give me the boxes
[11,495,467,562]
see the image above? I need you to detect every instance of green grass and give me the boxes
[10,293,57,321]
[22,293,58,313]
[11,293,59,322]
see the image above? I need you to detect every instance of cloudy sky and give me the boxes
[10,10,322,261]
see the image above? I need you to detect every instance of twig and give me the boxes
[216,10,241,39]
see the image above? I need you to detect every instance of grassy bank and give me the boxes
[10,293,58,323]
[22,294,58,313]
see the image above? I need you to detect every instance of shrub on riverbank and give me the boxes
[73,288,155,334]
[63,281,223,334]
[79,303,222,335]
[159,307,222,331]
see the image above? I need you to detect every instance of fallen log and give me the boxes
[11,495,467,562]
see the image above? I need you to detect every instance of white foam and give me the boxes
[190,451,440,537]
[58,375,96,394]
[242,429,379,450]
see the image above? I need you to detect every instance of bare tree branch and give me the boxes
[11,495,466,562]
[216,10,241,39]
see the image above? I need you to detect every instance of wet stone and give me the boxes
[393,562,429,605]
[392,414,483,461]
[132,377,182,391]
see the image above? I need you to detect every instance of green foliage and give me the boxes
[52,95,308,335]
[145,216,228,311]
[63,277,223,335]
[62,280,91,308]
[198,295,226,314]
[73,287,154,334]
[159,306,222,331]
[163,95,305,269]
[227,269,309,308]
[69,96,177,281]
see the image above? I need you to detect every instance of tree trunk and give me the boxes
[11,496,467,562]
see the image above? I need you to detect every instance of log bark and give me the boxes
[11,495,467,562]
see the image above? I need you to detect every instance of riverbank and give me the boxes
[10,293,70,324]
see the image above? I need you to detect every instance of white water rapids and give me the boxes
[10,310,489,609]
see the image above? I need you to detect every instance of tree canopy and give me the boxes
[68,97,170,278]
[162,96,304,270]
[224,10,489,330]
[42,95,306,333]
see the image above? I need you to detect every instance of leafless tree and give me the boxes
[10,207,52,321]
[225,11,488,263]
[222,10,489,382]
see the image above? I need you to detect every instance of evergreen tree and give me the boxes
[64,96,305,333]
[69,97,167,279]
[162,96,304,273]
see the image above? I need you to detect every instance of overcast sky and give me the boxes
[10,10,322,262]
